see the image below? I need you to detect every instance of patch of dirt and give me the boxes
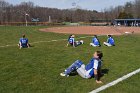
[39,26,140,35]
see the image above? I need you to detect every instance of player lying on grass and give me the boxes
[90,35,101,47]
[60,51,103,84]
[18,34,30,49]
[103,35,115,46]
[66,34,83,47]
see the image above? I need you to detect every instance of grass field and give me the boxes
[0,26,140,93]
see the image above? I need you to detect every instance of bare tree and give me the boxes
[134,0,140,17]
[1,0,139,25]
[0,0,10,24]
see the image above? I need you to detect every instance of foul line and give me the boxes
[0,36,93,48]
[89,68,140,93]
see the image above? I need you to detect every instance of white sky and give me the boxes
[5,0,135,12]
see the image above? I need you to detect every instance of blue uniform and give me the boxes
[69,37,74,45]
[85,58,101,76]
[64,58,101,77]
[19,38,28,47]
[92,37,100,46]
[107,37,115,45]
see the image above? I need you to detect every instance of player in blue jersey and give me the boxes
[90,35,101,47]
[66,35,73,46]
[18,34,30,49]
[60,51,103,84]
[67,35,83,47]
[103,35,115,46]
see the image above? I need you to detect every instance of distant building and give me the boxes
[113,19,140,27]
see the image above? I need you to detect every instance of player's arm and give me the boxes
[94,60,102,84]
[19,41,22,47]
[94,69,102,84]
[73,42,75,47]
[26,39,30,48]
[66,38,70,47]
[19,39,22,49]
[97,38,100,45]
[93,38,95,43]
[66,42,69,47]
[107,38,109,43]
[73,38,75,47]
[19,39,22,44]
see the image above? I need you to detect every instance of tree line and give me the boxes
[0,0,140,24]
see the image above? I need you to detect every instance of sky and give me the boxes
[5,0,135,12]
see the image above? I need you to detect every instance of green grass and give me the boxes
[0,26,140,93]
[100,73,140,93]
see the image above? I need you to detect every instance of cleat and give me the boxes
[60,72,69,77]
[60,72,66,76]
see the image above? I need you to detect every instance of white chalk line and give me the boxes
[89,68,140,93]
[0,35,93,48]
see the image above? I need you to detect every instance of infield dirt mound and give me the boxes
[40,26,140,35]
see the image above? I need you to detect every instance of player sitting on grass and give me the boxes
[90,35,101,47]
[60,51,103,84]
[103,35,115,46]
[18,34,30,49]
[66,34,83,47]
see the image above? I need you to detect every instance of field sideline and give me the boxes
[0,26,140,93]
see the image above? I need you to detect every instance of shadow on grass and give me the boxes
[101,69,109,74]
[30,45,35,48]
[69,70,78,76]
[99,68,109,78]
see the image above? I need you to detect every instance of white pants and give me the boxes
[76,40,84,45]
[103,42,112,47]
[76,64,91,79]
[90,43,99,47]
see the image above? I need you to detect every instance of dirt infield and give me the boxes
[39,26,140,35]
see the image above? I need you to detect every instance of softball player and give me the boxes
[18,34,30,49]
[67,35,83,47]
[90,35,101,47]
[60,51,103,84]
[103,35,115,46]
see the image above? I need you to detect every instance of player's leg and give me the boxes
[75,41,79,46]
[60,60,83,76]
[77,65,91,79]
[80,40,84,44]
[76,64,86,78]
[76,40,84,46]
[66,42,69,47]
[103,42,112,46]
[27,43,30,48]
[19,42,22,49]
[90,43,98,47]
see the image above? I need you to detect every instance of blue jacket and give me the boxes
[107,37,115,45]
[85,58,101,77]
[92,37,100,45]
[20,38,28,47]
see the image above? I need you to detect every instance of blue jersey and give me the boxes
[19,38,28,47]
[92,37,100,45]
[69,37,74,44]
[85,58,101,77]
[107,37,115,45]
